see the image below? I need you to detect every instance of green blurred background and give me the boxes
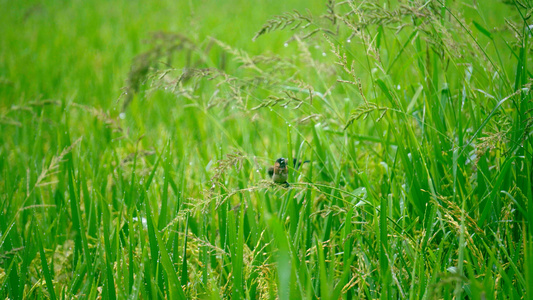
[0,0,325,107]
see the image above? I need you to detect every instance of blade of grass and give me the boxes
[101,194,117,300]
[37,231,57,300]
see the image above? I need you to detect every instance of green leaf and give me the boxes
[473,21,493,40]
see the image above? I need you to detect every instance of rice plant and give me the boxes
[1,0,532,299]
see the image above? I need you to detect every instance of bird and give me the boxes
[268,157,289,187]
[268,157,310,188]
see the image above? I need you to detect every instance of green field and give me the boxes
[1,0,532,299]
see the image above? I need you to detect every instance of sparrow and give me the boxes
[268,158,289,188]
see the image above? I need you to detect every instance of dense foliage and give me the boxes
[1,0,532,298]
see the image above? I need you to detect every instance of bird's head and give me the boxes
[276,157,287,169]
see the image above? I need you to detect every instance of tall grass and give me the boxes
[1,0,532,299]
